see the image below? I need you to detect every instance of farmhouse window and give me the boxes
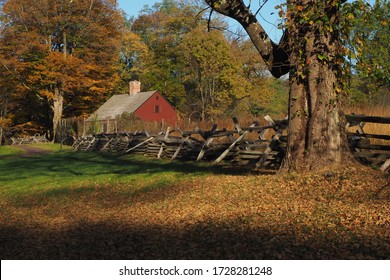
[154,105,160,113]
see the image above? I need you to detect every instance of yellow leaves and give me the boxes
[89,86,106,94]
[341,46,349,55]
[39,89,54,99]
[213,0,227,9]
[0,117,12,127]
[121,30,149,59]
[297,71,306,80]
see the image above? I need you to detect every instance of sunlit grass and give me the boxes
[0,145,25,156]
[0,147,222,201]
[28,143,73,152]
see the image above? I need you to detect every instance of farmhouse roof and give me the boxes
[87,91,157,121]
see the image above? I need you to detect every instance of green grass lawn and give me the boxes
[0,145,25,156]
[0,144,215,199]
[0,144,389,259]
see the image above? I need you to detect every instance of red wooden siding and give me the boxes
[134,91,178,125]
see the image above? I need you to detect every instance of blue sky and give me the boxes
[117,0,153,17]
[117,0,284,41]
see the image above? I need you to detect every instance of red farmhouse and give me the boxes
[88,81,178,127]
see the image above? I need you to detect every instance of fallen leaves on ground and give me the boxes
[0,166,389,259]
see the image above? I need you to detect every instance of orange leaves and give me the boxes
[39,89,54,99]
[88,86,106,94]
[0,117,12,128]
[0,151,389,259]
[1,0,123,127]
[275,5,286,18]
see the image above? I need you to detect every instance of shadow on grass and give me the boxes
[0,151,257,183]
[1,151,266,205]
[0,219,388,260]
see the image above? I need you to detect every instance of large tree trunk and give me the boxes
[283,56,352,171]
[205,0,354,172]
[281,0,353,171]
[52,85,64,143]
[51,31,67,143]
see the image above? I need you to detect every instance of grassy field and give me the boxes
[0,145,25,156]
[0,144,389,259]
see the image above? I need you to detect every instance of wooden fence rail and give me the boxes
[346,114,390,172]
[73,114,390,172]
[11,134,49,145]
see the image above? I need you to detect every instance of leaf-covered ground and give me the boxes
[0,148,389,259]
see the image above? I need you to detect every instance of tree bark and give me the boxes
[283,54,353,171]
[0,125,3,146]
[205,0,355,172]
[63,31,67,59]
[281,0,354,171]
[50,31,67,143]
[52,85,64,143]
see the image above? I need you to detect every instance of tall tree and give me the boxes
[344,0,389,98]
[0,0,122,140]
[116,23,150,94]
[180,26,251,120]
[204,0,362,172]
[130,0,198,109]
[0,67,12,144]
[129,0,260,120]
[229,39,278,117]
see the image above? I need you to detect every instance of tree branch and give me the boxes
[204,0,289,78]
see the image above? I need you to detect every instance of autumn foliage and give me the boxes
[0,0,122,138]
[1,0,389,143]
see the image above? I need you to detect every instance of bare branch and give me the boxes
[207,8,214,32]
[195,6,210,19]
[254,0,268,17]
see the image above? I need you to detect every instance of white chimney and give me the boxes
[129,80,141,96]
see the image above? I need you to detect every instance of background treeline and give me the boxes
[0,0,389,140]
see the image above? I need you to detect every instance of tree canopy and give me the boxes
[126,0,275,121]
[0,0,122,138]
[343,0,389,101]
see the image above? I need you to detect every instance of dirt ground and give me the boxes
[15,145,51,157]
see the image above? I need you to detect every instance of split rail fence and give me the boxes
[72,114,390,172]
[346,115,390,172]
[11,133,49,145]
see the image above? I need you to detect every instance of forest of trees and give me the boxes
[0,0,388,146]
